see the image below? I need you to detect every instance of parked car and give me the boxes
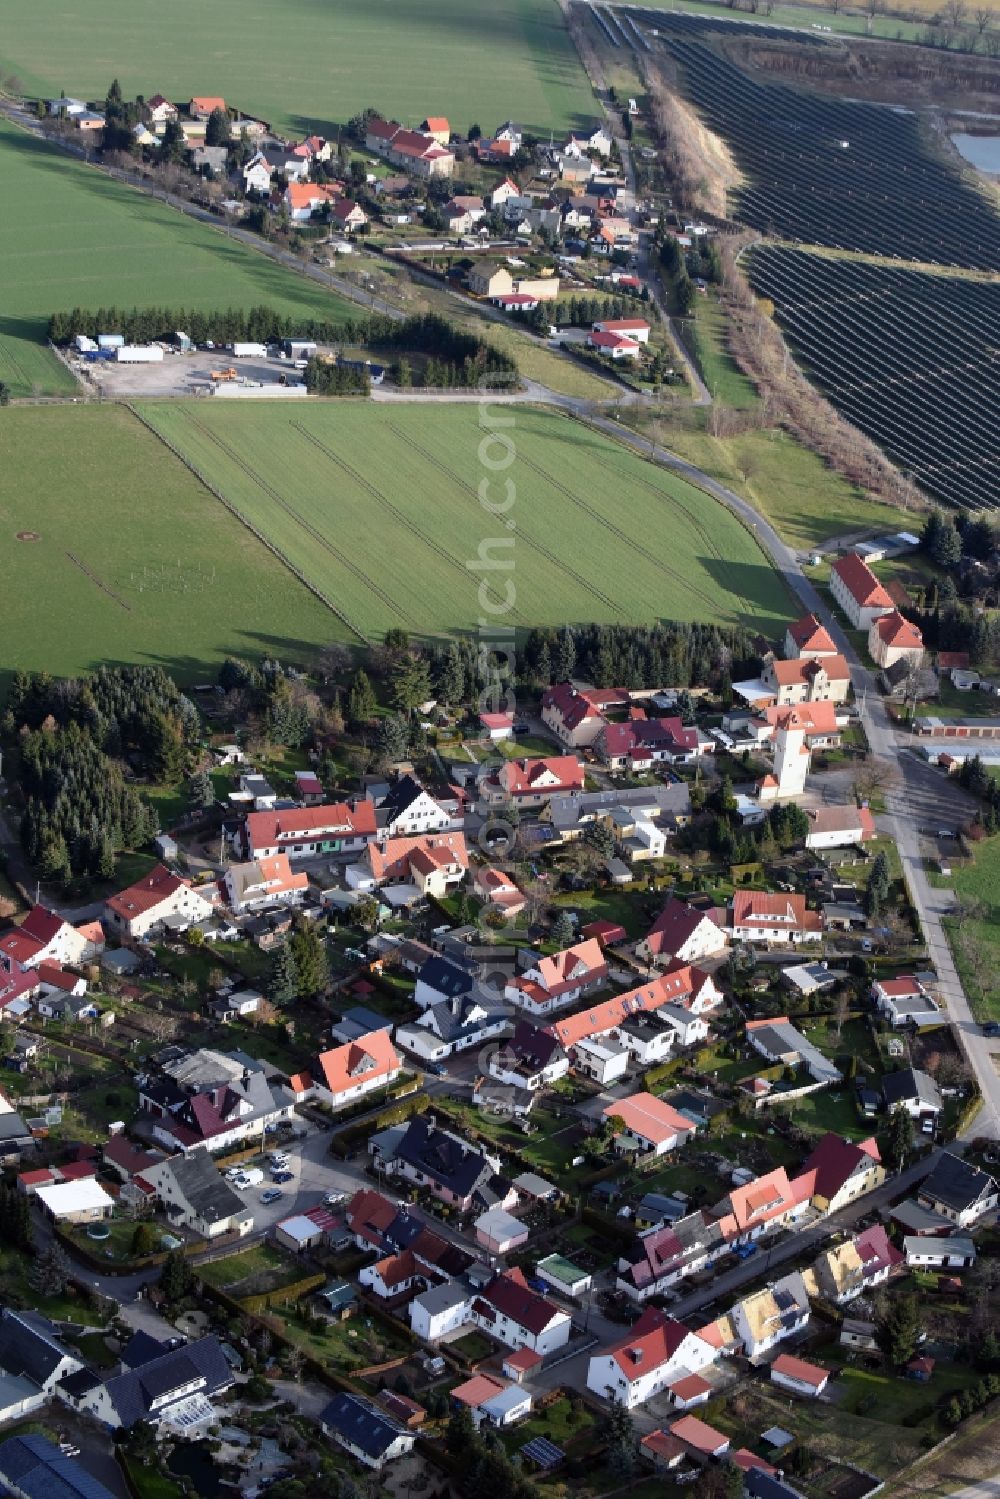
[271,1169,294,1183]
[324,1191,347,1207]
[261,1187,284,1205]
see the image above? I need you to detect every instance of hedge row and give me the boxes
[239,1271,327,1315]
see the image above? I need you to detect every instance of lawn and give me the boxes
[942,833,1000,1022]
[0,0,595,139]
[139,400,795,643]
[640,407,908,551]
[199,1243,305,1297]
[0,405,337,693]
[0,117,353,395]
[279,1303,413,1374]
[686,294,760,409]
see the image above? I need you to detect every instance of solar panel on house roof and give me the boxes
[521,1437,564,1468]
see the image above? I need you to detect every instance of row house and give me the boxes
[616,1211,727,1302]
[546,965,722,1055]
[600,716,710,770]
[364,117,454,176]
[245,799,376,860]
[809,1223,902,1304]
[727,1272,811,1362]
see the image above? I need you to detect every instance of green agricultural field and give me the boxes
[0,118,352,396]
[0,0,595,140]
[138,400,794,642]
[0,405,338,692]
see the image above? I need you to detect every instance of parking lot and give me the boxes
[65,348,312,398]
[221,1120,374,1233]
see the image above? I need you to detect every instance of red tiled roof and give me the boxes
[482,1267,562,1336]
[768,654,850,686]
[581,919,627,946]
[314,1029,400,1098]
[878,976,922,998]
[787,613,836,653]
[21,906,66,945]
[547,967,701,1048]
[669,1414,729,1456]
[367,117,401,141]
[106,864,187,920]
[938,651,970,671]
[605,1092,693,1147]
[760,700,839,737]
[422,116,450,133]
[731,891,820,932]
[669,1372,712,1401]
[772,1353,829,1388]
[875,610,924,649]
[37,963,81,993]
[367,832,467,883]
[731,1450,778,1475]
[504,1346,543,1371]
[643,898,715,957]
[589,329,640,350]
[0,932,43,966]
[832,552,893,609]
[542,682,604,732]
[796,1132,881,1203]
[498,756,584,798]
[246,800,376,852]
[608,1306,697,1378]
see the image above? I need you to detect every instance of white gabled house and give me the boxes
[586,1307,716,1409]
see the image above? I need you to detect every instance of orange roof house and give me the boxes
[294,1029,401,1109]
[189,96,226,117]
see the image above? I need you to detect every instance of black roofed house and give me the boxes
[377,774,454,837]
[394,989,508,1064]
[414,955,477,1011]
[0,1309,83,1422]
[0,1433,118,1499]
[918,1153,999,1229]
[321,1392,416,1468]
[487,1020,570,1092]
[66,1334,234,1431]
[384,1115,516,1213]
[881,1067,943,1120]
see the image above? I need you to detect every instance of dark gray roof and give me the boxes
[0,1111,34,1144]
[321,1392,410,1459]
[746,1472,807,1499]
[0,1309,77,1387]
[882,1067,942,1111]
[120,1330,168,1369]
[919,1153,997,1213]
[416,956,475,1001]
[0,1434,117,1499]
[100,1335,232,1427]
[426,993,505,1044]
[160,1152,247,1225]
[395,1116,494,1199]
[379,774,429,825]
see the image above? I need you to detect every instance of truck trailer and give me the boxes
[232,342,268,359]
[115,345,165,363]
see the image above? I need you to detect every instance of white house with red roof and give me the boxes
[470,1268,571,1355]
[287,1029,401,1111]
[711,1167,810,1244]
[804,804,876,851]
[636,898,728,969]
[223,854,309,915]
[348,832,468,898]
[189,95,225,118]
[546,966,720,1052]
[588,328,641,359]
[586,1307,716,1409]
[332,198,368,232]
[592,318,651,344]
[484,755,584,808]
[761,654,851,706]
[871,974,940,1027]
[0,906,91,970]
[105,866,214,941]
[869,610,925,671]
[474,867,526,918]
[285,182,343,222]
[506,937,608,1015]
[245,800,376,861]
[600,716,706,770]
[729,891,822,945]
[604,1092,695,1157]
[770,1353,830,1399]
[830,552,894,629]
[755,700,841,751]
[784,613,838,660]
[145,94,179,130]
[364,120,454,177]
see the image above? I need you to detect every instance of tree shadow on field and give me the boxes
[699,556,796,639]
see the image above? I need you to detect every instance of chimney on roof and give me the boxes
[630,1346,643,1363]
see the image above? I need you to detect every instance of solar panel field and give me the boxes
[748,247,1000,512]
[641,18,999,266]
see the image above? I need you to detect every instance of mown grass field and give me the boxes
[0,405,338,692]
[0,0,595,139]
[137,400,794,642]
[0,118,352,396]
[944,833,1000,1022]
